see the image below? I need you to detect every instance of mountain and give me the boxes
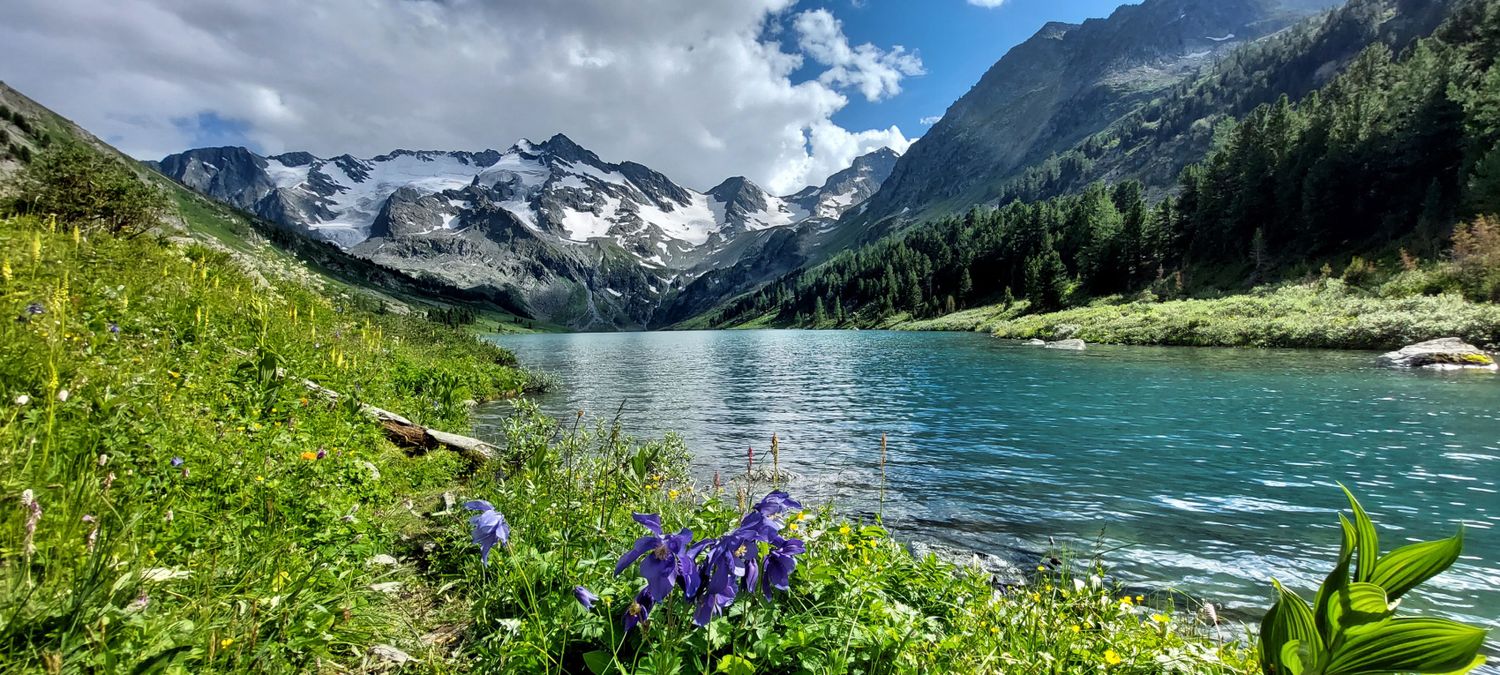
[849,0,1341,237]
[154,139,898,329]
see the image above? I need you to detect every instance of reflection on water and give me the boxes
[477,330,1500,632]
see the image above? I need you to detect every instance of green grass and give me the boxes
[898,277,1500,350]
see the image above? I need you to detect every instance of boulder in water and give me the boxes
[1024,338,1046,346]
[1379,338,1496,370]
[1045,339,1086,351]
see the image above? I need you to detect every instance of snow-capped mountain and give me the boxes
[152,136,897,329]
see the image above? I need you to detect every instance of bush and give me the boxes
[10,143,168,235]
[1340,256,1378,288]
[1452,216,1500,302]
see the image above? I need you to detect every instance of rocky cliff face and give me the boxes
[155,138,898,329]
[854,0,1338,231]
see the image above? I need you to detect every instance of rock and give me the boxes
[370,581,404,594]
[1024,338,1046,346]
[369,644,417,665]
[1379,338,1497,370]
[430,491,457,516]
[1045,339,1086,350]
[1050,324,1081,341]
[368,554,399,567]
[908,541,1029,588]
[360,461,382,482]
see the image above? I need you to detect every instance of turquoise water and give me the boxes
[481,329,1499,631]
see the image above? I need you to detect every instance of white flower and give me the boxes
[56,389,69,402]
[14,395,29,406]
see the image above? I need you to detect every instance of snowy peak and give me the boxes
[787,147,901,221]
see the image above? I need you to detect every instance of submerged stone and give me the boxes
[1045,338,1086,350]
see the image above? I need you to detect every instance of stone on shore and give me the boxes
[1024,338,1046,346]
[1045,339,1086,351]
[1379,338,1496,370]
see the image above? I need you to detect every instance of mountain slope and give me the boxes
[155,139,899,330]
[850,0,1339,236]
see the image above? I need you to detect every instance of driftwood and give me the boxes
[300,379,497,462]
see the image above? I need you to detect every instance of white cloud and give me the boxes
[0,0,921,194]
[920,115,943,125]
[793,9,925,103]
[967,0,1010,7]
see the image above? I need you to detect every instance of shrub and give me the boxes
[1452,216,1500,302]
[10,143,168,235]
[1340,256,1378,288]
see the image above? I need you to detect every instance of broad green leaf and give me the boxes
[1280,640,1312,675]
[1262,581,1324,674]
[1324,582,1392,631]
[716,654,755,675]
[1341,485,1379,583]
[582,650,613,675]
[1315,514,1358,640]
[1369,529,1464,601]
[1429,655,1487,675]
[1325,617,1488,675]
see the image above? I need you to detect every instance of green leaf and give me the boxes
[1261,581,1324,674]
[1314,514,1358,640]
[1341,485,1380,583]
[1325,618,1488,675]
[582,650,613,675]
[716,654,755,675]
[1280,640,1312,675]
[1369,529,1464,601]
[1324,582,1392,631]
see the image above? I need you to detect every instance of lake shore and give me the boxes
[889,279,1500,351]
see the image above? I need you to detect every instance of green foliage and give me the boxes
[10,144,169,235]
[0,213,533,672]
[1257,488,1486,675]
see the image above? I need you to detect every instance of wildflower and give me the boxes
[103,472,116,492]
[989,625,1000,635]
[316,448,327,460]
[615,513,700,603]
[760,536,804,600]
[220,638,235,649]
[1201,602,1219,626]
[82,514,99,552]
[1151,613,1170,624]
[573,585,599,610]
[57,390,69,403]
[98,454,109,467]
[300,451,318,461]
[20,489,40,554]
[1120,595,1133,606]
[668,489,679,500]
[25,302,43,316]
[0,259,9,283]
[171,457,183,467]
[108,322,120,334]
[839,524,852,536]
[623,588,655,632]
[164,509,173,523]
[1071,625,1081,633]
[1104,650,1123,666]
[1135,595,1144,603]
[129,592,150,612]
[464,500,510,564]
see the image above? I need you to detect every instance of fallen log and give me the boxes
[300,379,497,462]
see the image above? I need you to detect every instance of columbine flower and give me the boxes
[25,302,43,316]
[316,448,327,460]
[615,513,702,603]
[761,535,804,600]
[464,500,510,564]
[171,457,183,467]
[623,588,655,633]
[573,585,598,610]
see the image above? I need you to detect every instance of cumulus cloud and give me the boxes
[0,0,923,194]
[920,115,943,125]
[793,9,925,102]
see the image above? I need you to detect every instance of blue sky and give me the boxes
[789,0,1135,135]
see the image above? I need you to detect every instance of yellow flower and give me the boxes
[255,475,265,482]
[988,625,999,635]
[1120,596,1133,606]
[1151,613,1170,624]
[1070,625,1081,633]
[838,525,852,535]
[1029,592,1041,602]
[1135,595,1144,603]
[668,489,680,500]
[797,511,809,522]
[788,522,799,532]
[1036,565,1046,572]
[1104,650,1122,666]
[220,638,235,649]
[300,451,318,461]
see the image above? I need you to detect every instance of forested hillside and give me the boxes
[698,0,1500,341]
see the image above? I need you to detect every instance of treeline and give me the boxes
[704,1,1500,328]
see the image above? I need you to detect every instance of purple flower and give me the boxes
[573,585,598,610]
[464,500,510,564]
[108,322,120,334]
[693,530,758,626]
[316,448,327,460]
[25,303,44,316]
[624,588,655,632]
[614,513,703,603]
[751,490,802,518]
[761,536,805,599]
[171,457,184,467]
